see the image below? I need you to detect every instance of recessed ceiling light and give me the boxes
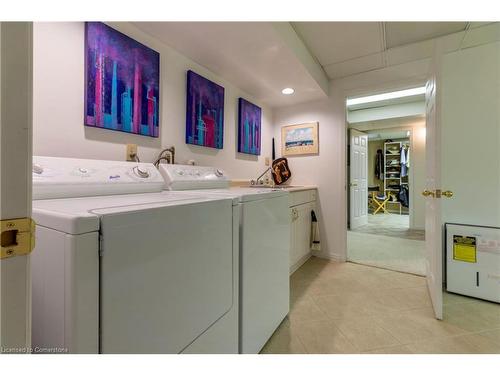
[281,88,294,95]
[346,86,426,107]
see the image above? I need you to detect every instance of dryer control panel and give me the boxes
[33,156,165,199]
[158,164,230,190]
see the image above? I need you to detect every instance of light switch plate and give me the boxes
[126,144,137,161]
[265,157,270,166]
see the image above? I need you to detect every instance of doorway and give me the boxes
[346,99,427,276]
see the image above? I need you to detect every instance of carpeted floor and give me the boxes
[351,213,425,241]
[347,231,426,275]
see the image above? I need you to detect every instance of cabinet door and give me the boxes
[290,202,315,270]
[290,208,299,268]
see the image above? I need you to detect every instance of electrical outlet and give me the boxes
[265,157,270,166]
[126,144,137,161]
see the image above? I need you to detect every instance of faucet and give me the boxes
[154,146,175,167]
[251,167,274,187]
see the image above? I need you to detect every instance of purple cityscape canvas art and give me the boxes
[186,70,224,149]
[238,98,261,155]
[85,22,160,137]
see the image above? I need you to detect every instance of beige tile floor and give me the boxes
[261,257,500,354]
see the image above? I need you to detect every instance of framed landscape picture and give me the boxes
[238,98,261,155]
[84,22,160,137]
[186,70,225,149]
[281,122,319,156]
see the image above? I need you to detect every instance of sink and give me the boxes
[247,185,303,189]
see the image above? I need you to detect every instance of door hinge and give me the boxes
[1,217,36,260]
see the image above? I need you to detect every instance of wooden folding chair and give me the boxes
[370,191,390,214]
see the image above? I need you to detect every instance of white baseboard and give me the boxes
[314,251,346,263]
[290,252,312,275]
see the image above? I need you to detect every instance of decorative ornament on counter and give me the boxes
[271,158,291,185]
[185,70,225,149]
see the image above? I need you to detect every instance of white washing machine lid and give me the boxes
[33,191,232,235]
[159,188,288,203]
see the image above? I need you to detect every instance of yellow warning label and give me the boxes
[453,235,477,263]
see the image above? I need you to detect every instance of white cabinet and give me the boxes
[289,189,317,273]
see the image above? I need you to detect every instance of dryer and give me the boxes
[158,164,290,354]
[31,156,238,353]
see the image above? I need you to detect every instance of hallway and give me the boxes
[262,257,500,354]
[347,231,426,275]
[348,213,426,275]
[350,213,424,241]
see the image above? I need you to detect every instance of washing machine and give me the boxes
[31,156,238,353]
[446,223,500,303]
[158,163,290,354]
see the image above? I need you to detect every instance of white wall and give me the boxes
[273,61,429,260]
[33,22,273,179]
[274,92,347,261]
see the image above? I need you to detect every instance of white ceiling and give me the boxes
[132,22,328,108]
[291,22,384,66]
[293,22,471,79]
[132,22,497,108]
[384,22,468,48]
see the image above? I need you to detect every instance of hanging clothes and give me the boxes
[400,146,408,177]
[398,185,410,207]
[405,146,410,169]
[375,149,384,180]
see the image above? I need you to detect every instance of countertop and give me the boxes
[276,185,317,192]
[230,179,317,192]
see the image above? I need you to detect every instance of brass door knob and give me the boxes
[442,190,454,198]
[422,190,435,197]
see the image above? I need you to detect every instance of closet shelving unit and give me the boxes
[384,140,409,215]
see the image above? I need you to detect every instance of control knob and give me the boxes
[133,166,150,178]
[33,163,44,174]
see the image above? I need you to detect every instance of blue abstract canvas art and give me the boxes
[85,22,160,137]
[186,70,224,149]
[238,98,261,155]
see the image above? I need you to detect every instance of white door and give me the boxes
[0,23,34,349]
[349,129,368,229]
[424,73,443,319]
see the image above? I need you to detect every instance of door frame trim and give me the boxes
[342,80,427,263]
